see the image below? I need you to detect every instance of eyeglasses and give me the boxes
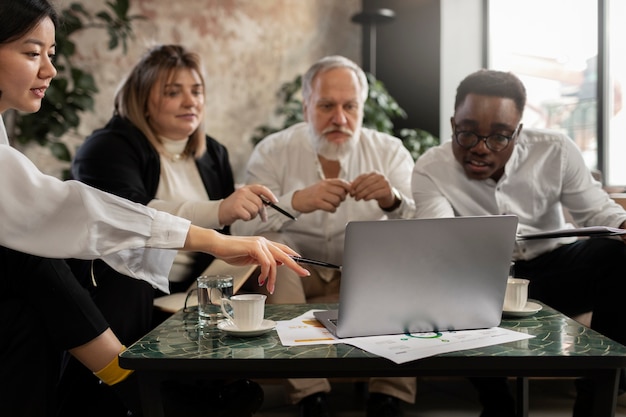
[453,125,520,152]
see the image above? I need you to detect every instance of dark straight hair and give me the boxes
[0,0,59,44]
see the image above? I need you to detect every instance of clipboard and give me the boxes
[517,226,626,240]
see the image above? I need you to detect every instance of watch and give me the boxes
[382,187,402,212]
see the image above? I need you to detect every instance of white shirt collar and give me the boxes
[0,115,9,145]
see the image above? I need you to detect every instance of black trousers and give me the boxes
[472,238,626,415]
[57,259,156,417]
[0,247,108,417]
[515,237,626,345]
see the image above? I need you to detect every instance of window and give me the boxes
[488,0,624,186]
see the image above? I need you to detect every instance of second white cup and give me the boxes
[503,277,529,311]
[220,294,266,330]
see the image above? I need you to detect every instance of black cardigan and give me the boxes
[72,115,235,206]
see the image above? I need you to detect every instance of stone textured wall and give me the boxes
[31,0,361,180]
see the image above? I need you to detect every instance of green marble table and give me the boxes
[121,302,626,417]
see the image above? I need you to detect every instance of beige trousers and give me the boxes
[285,377,417,404]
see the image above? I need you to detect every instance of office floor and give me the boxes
[256,378,626,416]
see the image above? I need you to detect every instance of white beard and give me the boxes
[308,123,358,161]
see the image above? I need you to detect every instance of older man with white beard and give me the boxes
[232,55,415,417]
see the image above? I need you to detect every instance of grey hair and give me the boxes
[302,55,368,103]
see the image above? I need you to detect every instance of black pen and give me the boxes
[289,256,341,270]
[260,195,297,221]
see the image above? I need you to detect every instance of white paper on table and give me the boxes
[276,309,339,346]
[344,327,534,364]
[275,310,534,364]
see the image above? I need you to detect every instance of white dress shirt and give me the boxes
[0,116,190,293]
[232,122,415,266]
[411,127,626,260]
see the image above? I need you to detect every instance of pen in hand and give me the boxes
[289,255,341,270]
[260,195,297,221]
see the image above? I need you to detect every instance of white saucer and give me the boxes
[217,319,276,337]
[503,301,542,317]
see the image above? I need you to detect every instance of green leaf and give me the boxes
[46,82,69,103]
[107,0,130,17]
[59,106,81,128]
[59,11,83,35]
[108,33,120,50]
[96,11,114,24]
[49,119,68,137]
[56,38,76,59]
[50,141,72,162]
[71,68,98,93]
[69,3,90,18]
[71,95,95,111]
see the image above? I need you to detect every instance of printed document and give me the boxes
[276,310,533,364]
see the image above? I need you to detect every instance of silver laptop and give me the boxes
[314,215,518,338]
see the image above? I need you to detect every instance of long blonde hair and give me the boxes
[114,44,206,158]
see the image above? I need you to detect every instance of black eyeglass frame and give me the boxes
[453,124,522,152]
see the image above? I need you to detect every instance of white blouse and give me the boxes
[0,116,190,293]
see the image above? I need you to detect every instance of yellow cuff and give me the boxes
[93,346,134,386]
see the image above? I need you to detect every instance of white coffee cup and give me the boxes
[220,294,266,330]
[503,277,529,311]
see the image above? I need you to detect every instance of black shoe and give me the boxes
[298,392,331,417]
[216,379,264,416]
[366,393,402,417]
[161,379,263,417]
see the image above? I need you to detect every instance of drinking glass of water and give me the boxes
[185,275,234,326]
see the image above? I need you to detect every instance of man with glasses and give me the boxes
[412,69,626,417]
